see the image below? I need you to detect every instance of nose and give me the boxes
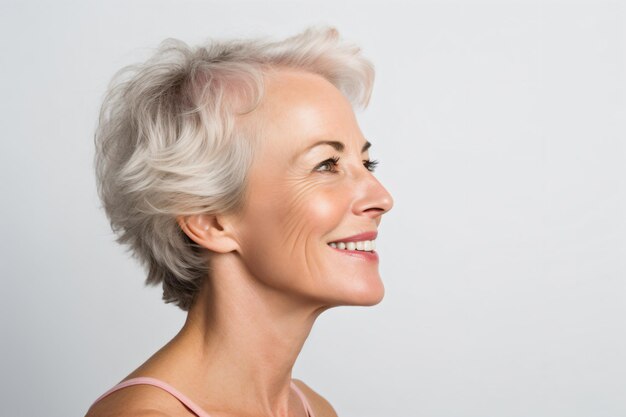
[352,171,394,219]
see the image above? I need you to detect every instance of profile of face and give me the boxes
[230,70,394,308]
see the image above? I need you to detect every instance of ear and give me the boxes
[177,214,239,254]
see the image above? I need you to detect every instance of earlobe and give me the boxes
[177,214,239,254]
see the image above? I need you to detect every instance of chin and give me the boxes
[359,285,386,306]
[341,276,385,307]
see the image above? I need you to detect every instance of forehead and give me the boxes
[249,69,361,156]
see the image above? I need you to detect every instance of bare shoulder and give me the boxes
[85,384,187,417]
[86,406,170,417]
[87,411,170,417]
[292,379,339,417]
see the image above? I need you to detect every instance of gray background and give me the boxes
[1,1,625,416]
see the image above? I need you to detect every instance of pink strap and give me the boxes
[90,377,212,417]
[290,381,316,417]
[90,377,315,417]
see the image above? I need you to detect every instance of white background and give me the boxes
[1,1,625,416]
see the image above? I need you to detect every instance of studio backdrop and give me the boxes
[1,1,625,416]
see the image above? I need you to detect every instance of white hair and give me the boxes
[94,26,375,310]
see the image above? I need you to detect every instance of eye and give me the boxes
[314,156,340,173]
[363,159,379,172]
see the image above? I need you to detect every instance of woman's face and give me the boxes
[231,70,393,307]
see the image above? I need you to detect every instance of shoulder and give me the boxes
[86,411,170,417]
[86,406,171,417]
[85,384,187,417]
[292,379,339,417]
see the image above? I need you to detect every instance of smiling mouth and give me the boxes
[327,239,376,252]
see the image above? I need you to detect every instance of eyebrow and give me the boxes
[296,140,372,160]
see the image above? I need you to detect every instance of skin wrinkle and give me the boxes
[284,185,315,256]
[272,168,337,290]
[269,174,317,294]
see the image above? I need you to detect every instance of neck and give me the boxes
[162,252,328,416]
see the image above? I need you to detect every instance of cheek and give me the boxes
[295,187,350,238]
[237,182,352,285]
[277,177,353,246]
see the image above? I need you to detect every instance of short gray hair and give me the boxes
[94,26,375,311]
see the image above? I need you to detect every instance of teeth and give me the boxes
[328,240,376,252]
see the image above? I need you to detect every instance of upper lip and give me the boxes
[329,231,378,243]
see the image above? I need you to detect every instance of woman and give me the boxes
[87,27,393,417]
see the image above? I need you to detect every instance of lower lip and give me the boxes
[328,245,379,261]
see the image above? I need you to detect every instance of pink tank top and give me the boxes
[90,377,316,417]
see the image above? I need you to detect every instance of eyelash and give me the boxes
[314,156,379,173]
